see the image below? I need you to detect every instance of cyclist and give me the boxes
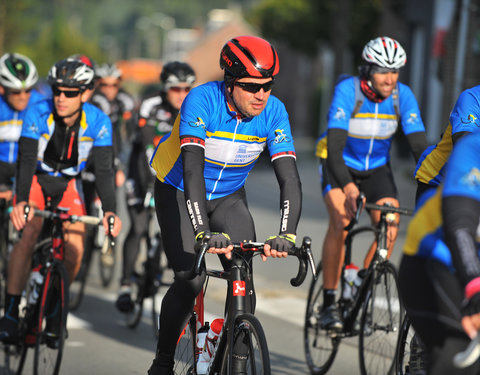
[147,36,302,374]
[0,58,122,342]
[414,84,480,204]
[115,61,196,313]
[399,130,480,374]
[0,53,43,203]
[316,36,427,331]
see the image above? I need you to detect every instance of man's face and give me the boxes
[229,77,274,118]
[370,71,399,98]
[98,77,120,101]
[1,86,32,112]
[52,86,86,120]
[166,83,191,111]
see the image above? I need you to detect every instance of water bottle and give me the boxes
[197,318,224,374]
[27,265,43,305]
[343,263,359,300]
[196,323,210,374]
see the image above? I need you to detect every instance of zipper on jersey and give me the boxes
[365,102,378,170]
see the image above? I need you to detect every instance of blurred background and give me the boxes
[2,0,479,153]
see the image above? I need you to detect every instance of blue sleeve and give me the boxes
[178,86,210,140]
[265,97,296,158]
[92,110,113,147]
[449,87,480,135]
[327,78,356,131]
[443,131,480,202]
[20,105,45,140]
[398,84,426,135]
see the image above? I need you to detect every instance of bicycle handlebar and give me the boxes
[344,193,414,231]
[191,232,317,287]
[454,334,480,368]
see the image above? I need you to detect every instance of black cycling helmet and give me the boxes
[0,52,38,90]
[47,58,95,91]
[220,36,279,80]
[160,61,196,90]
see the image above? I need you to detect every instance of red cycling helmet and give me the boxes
[220,36,279,79]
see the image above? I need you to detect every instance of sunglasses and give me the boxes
[52,87,82,98]
[169,86,191,93]
[235,80,274,93]
[8,88,32,95]
[100,82,119,88]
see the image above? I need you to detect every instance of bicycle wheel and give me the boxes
[68,237,94,311]
[0,341,28,375]
[125,272,144,329]
[221,313,270,375]
[359,261,403,375]
[304,261,339,374]
[98,237,116,287]
[34,262,69,375]
[173,314,197,375]
[395,316,426,375]
[151,238,170,339]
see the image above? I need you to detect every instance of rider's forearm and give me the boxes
[16,137,38,203]
[92,146,116,213]
[181,138,210,235]
[272,157,302,235]
[326,128,352,188]
[406,131,428,163]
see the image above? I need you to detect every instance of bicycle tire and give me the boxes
[173,314,197,375]
[221,313,270,375]
[304,261,339,375]
[151,238,170,339]
[0,341,27,375]
[395,316,413,375]
[33,262,69,375]
[359,261,403,375]
[68,236,94,311]
[125,272,144,329]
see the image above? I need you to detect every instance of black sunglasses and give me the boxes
[235,80,274,93]
[52,87,82,98]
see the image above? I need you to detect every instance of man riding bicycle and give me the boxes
[0,58,122,342]
[316,36,427,331]
[0,53,43,205]
[147,36,302,374]
[399,130,480,374]
[116,61,196,313]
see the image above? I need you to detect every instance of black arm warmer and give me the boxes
[16,137,39,202]
[443,195,480,286]
[406,131,428,163]
[452,131,470,145]
[272,157,302,235]
[326,128,352,188]
[181,140,209,235]
[92,146,116,213]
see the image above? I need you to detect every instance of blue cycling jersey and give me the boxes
[150,81,296,200]
[21,99,113,177]
[415,85,480,186]
[320,76,425,171]
[0,89,44,164]
[404,131,480,268]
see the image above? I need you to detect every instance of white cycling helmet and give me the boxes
[96,63,122,79]
[362,36,406,70]
[0,53,39,90]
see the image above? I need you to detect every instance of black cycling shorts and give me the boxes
[399,255,479,374]
[320,160,398,202]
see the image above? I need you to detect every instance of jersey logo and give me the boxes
[97,124,110,140]
[233,281,246,296]
[334,107,346,121]
[462,167,480,188]
[188,117,205,129]
[407,113,419,125]
[272,129,290,144]
[28,122,39,135]
[461,114,479,126]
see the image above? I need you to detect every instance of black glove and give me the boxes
[463,292,480,317]
[196,231,231,249]
[265,234,296,252]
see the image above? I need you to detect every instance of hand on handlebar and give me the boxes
[262,234,295,261]
[343,182,362,219]
[102,212,122,237]
[196,231,233,260]
[10,201,35,231]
